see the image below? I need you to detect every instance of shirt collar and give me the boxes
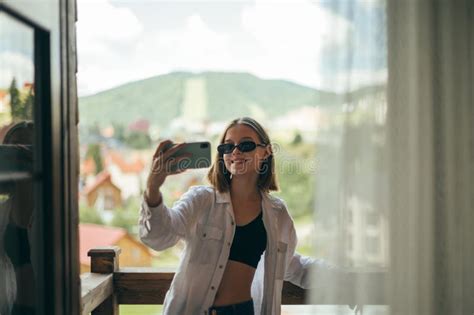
[214,188,279,210]
[215,189,230,204]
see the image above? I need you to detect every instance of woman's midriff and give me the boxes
[212,260,256,306]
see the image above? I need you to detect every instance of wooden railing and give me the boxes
[81,246,386,314]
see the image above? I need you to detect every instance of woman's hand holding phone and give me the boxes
[145,140,192,207]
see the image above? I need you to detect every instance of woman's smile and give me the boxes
[232,158,249,164]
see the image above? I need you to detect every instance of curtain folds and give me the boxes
[311,1,473,314]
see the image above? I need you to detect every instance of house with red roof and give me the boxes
[128,119,150,133]
[104,151,146,199]
[79,223,152,273]
[79,150,147,212]
[82,170,122,211]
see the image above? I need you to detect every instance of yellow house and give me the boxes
[83,171,122,210]
[79,223,153,274]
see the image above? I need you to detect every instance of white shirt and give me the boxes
[138,185,320,315]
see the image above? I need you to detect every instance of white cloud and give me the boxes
[240,0,353,88]
[77,0,143,42]
[133,14,233,76]
[78,9,241,95]
[76,0,144,95]
[0,52,34,88]
[76,0,384,96]
[0,13,35,89]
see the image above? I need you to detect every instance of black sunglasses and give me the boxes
[217,141,267,154]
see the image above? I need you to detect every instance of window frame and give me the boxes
[0,2,80,314]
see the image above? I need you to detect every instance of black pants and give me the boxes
[208,299,254,315]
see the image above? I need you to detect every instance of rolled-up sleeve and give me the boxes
[138,185,208,251]
[284,224,350,291]
[285,251,342,290]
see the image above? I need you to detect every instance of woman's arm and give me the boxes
[280,203,349,290]
[284,251,343,290]
[139,140,197,251]
[283,222,326,289]
[138,185,209,251]
[281,204,361,311]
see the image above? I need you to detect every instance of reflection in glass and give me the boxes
[0,122,36,315]
[0,11,37,315]
[0,12,34,137]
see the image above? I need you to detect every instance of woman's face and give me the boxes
[222,124,271,177]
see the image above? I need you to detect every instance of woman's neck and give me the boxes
[230,175,260,202]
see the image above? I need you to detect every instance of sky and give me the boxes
[0,12,34,89]
[0,0,387,96]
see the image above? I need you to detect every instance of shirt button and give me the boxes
[211,286,215,290]
[227,242,231,246]
[219,265,223,269]
[231,221,235,226]
[203,233,207,237]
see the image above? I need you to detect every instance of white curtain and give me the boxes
[310,1,474,314]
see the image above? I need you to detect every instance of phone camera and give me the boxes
[200,143,209,148]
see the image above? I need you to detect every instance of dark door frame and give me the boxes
[0,2,80,314]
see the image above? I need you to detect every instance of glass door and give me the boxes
[0,10,40,315]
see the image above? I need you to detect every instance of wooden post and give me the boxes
[88,247,121,315]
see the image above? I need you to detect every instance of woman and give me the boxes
[139,117,315,315]
[0,121,36,315]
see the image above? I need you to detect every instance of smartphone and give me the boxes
[162,141,212,172]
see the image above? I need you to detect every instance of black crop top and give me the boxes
[228,210,267,268]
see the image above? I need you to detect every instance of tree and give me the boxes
[112,122,126,142]
[9,78,21,121]
[273,141,315,219]
[125,131,151,149]
[79,204,104,225]
[22,87,34,120]
[291,131,303,146]
[111,196,141,233]
[88,123,101,137]
[9,78,34,121]
[86,143,104,174]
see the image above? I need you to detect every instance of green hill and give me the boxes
[78,71,343,128]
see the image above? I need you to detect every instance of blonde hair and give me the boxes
[207,117,279,193]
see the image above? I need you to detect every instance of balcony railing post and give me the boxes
[88,246,121,315]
